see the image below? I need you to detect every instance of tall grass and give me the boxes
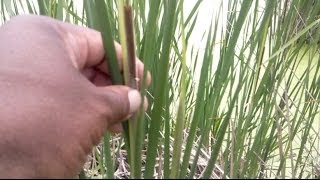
[1,0,320,178]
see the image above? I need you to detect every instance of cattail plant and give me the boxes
[1,0,320,179]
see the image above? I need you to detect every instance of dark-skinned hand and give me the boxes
[0,15,151,178]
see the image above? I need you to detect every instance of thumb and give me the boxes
[94,86,142,125]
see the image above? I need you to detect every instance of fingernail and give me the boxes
[128,89,142,114]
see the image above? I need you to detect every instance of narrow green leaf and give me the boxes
[37,0,48,15]
[103,133,114,178]
[144,0,178,177]
[170,0,187,177]
[93,1,125,178]
[201,83,242,178]
[179,20,215,179]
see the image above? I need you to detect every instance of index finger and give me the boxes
[54,20,151,87]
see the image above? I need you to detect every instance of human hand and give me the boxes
[0,15,150,178]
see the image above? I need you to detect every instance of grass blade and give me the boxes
[93,0,125,178]
[144,0,178,177]
[170,0,187,178]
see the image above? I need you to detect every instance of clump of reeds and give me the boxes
[2,0,320,179]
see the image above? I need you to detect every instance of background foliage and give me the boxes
[1,0,320,179]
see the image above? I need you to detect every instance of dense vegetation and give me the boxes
[1,0,319,178]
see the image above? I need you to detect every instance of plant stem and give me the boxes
[170,0,187,178]
[118,0,139,178]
